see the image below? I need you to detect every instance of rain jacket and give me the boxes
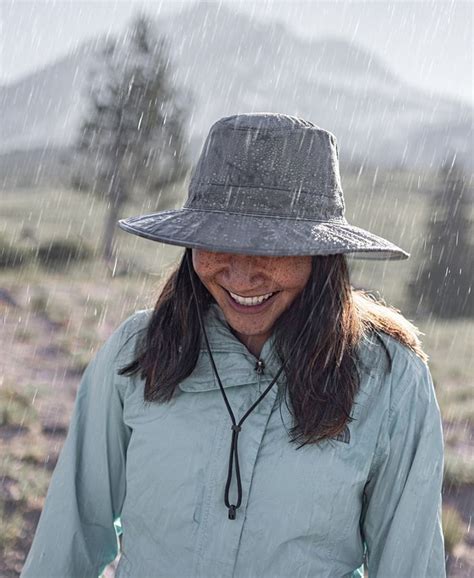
[22,304,446,578]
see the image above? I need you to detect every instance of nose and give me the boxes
[224,254,267,290]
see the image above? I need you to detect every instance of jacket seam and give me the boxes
[387,356,428,427]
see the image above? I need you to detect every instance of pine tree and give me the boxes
[408,158,473,318]
[75,14,188,262]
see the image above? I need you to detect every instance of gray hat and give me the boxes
[118,113,409,260]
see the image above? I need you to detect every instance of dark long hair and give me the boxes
[119,248,427,447]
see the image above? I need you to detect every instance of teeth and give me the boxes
[229,291,274,306]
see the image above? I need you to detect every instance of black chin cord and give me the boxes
[185,251,332,520]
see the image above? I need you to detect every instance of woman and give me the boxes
[22,113,445,577]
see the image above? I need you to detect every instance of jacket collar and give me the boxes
[178,304,284,393]
[176,304,381,394]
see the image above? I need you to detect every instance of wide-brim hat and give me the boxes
[118,113,410,260]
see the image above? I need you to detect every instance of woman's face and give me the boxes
[192,249,312,357]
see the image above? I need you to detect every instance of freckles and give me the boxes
[194,251,221,275]
[270,257,311,289]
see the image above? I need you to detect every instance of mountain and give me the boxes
[0,41,96,153]
[1,2,472,179]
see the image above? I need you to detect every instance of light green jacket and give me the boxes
[22,304,446,577]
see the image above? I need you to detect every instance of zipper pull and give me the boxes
[255,359,265,375]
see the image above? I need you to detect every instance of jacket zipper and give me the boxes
[255,358,265,393]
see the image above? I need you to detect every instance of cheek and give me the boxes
[192,252,220,283]
[277,259,312,293]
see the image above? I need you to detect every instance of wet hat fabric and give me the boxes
[118,113,410,260]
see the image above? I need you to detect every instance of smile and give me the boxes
[228,290,275,307]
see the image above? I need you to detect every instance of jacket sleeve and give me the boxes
[360,355,446,578]
[21,314,140,578]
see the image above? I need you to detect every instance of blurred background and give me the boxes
[0,1,472,576]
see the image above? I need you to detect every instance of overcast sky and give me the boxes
[1,0,472,104]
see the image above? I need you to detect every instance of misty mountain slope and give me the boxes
[0,2,472,170]
[0,44,95,151]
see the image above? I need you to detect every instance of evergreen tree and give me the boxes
[74,14,188,262]
[408,158,473,318]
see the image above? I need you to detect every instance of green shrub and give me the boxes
[21,448,46,467]
[2,455,51,506]
[35,238,92,271]
[29,291,49,315]
[0,236,32,269]
[442,505,466,554]
[444,451,474,486]
[15,328,33,342]
[0,500,25,554]
[438,383,474,426]
[0,387,38,430]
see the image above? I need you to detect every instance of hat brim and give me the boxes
[118,208,410,260]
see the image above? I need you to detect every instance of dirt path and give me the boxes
[0,281,130,576]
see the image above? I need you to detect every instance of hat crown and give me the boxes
[186,113,346,222]
[118,112,409,260]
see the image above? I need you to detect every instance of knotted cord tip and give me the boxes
[228,505,237,520]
